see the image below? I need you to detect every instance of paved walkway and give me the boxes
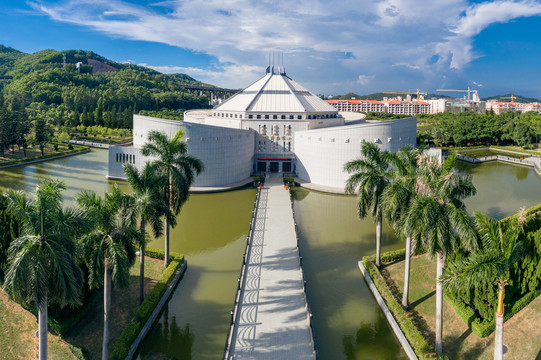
[227,173,316,360]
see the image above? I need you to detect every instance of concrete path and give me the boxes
[227,173,316,360]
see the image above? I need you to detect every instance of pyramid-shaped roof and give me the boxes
[214,71,337,113]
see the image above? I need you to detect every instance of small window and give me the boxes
[289,115,294,119]
[298,115,302,119]
[281,115,285,119]
[116,153,119,162]
[249,115,253,119]
[257,115,261,119]
[265,115,269,119]
[273,115,277,119]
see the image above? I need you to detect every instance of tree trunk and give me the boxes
[435,252,445,353]
[38,297,48,360]
[494,284,505,360]
[102,258,111,360]
[402,236,412,310]
[139,218,146,305]
[375,212,382,267]
[164,174,172,267]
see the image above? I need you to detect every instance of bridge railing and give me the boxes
[222,186,262,360]
[289,189,319,360]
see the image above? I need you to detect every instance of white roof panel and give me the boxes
[214,71,337,113]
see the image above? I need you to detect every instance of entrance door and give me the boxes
[282,161,292,172]
[269,162,279,172]
[257,161,266,172]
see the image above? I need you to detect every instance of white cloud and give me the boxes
[357,74,375,85]
[29,0,541,93]
[436,0,541,69]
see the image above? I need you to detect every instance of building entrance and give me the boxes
[257,161,266,172]
[282,161,292,172]
[269,162,279,172]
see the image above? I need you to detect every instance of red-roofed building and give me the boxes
[485,100,540,114]
[325,98,430,115]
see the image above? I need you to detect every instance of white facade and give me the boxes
[326,99,431,115]
[107,69,417,192]
[295,118,417,189]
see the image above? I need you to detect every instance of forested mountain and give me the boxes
[482,94,541,103]
[0,45,212,129]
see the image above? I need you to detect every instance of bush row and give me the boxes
[0,147,89,167]
[109,248,184,360]
[362,255,432,358]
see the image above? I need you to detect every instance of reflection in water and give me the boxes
[455,161,541,219]
[343,309,403,360]
[2,151,541,360]
[292,188,407,360]
[142,305,194,360]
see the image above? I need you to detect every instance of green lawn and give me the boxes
[0,143,79,163]
[65,256,164,359]
[456,148,523,159]
[70,132,132,144]
[0,256,164,360]
[0,287,77,360]
[382,255,541,360]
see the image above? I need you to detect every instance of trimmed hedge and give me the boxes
[0,147,89,168]
[109,248,184,360]
[363,255,432,358]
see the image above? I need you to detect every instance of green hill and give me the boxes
[0,45,214,128]
[482,94,541,103]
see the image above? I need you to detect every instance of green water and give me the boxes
[1,151,540,360]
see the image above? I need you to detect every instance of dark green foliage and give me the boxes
[69,345,89,360]
[364,112,411,120]
[420,111,541,148]
[443,204,541,336]
[0,193,20,280]
[0,45,211,136]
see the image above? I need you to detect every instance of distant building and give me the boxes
[325,98,430,115]
[485,100,540,114]
[108,67,417,193]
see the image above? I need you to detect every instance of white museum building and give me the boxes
[107,67,417,193]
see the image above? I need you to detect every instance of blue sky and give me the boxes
[2,0,541,99]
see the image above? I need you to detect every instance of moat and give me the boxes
[0,150,540,359]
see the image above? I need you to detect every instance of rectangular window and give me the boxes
[298,115,302,119]
[273,115,277,119]
[289,115,294,119]
[265,115,269,119]
[281,115,286,119]
[257,115,261,119]
[249,114,253,119]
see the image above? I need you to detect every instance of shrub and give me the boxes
[110,252,184,360]
[362,254,431,357]
[69,345,88,360]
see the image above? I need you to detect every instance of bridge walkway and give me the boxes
[226,173,316,359]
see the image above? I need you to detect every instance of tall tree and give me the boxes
[440,212,523,360]
[141,130,203,266]
[382,145,424,309]
[76,184,140,360]
[121,163,175,304]
[344,141,394,267]
[404,153,478,353]
[3,179,84,360]
[33,114,54,156]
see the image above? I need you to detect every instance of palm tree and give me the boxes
[345,141,394,267]
[141,130,203,266]
[382,145,424,309]
[3,179,84,360]
[121,163,176,305]
[440,212,522,360]
[76,184,140,360]
[404,153,478,353]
